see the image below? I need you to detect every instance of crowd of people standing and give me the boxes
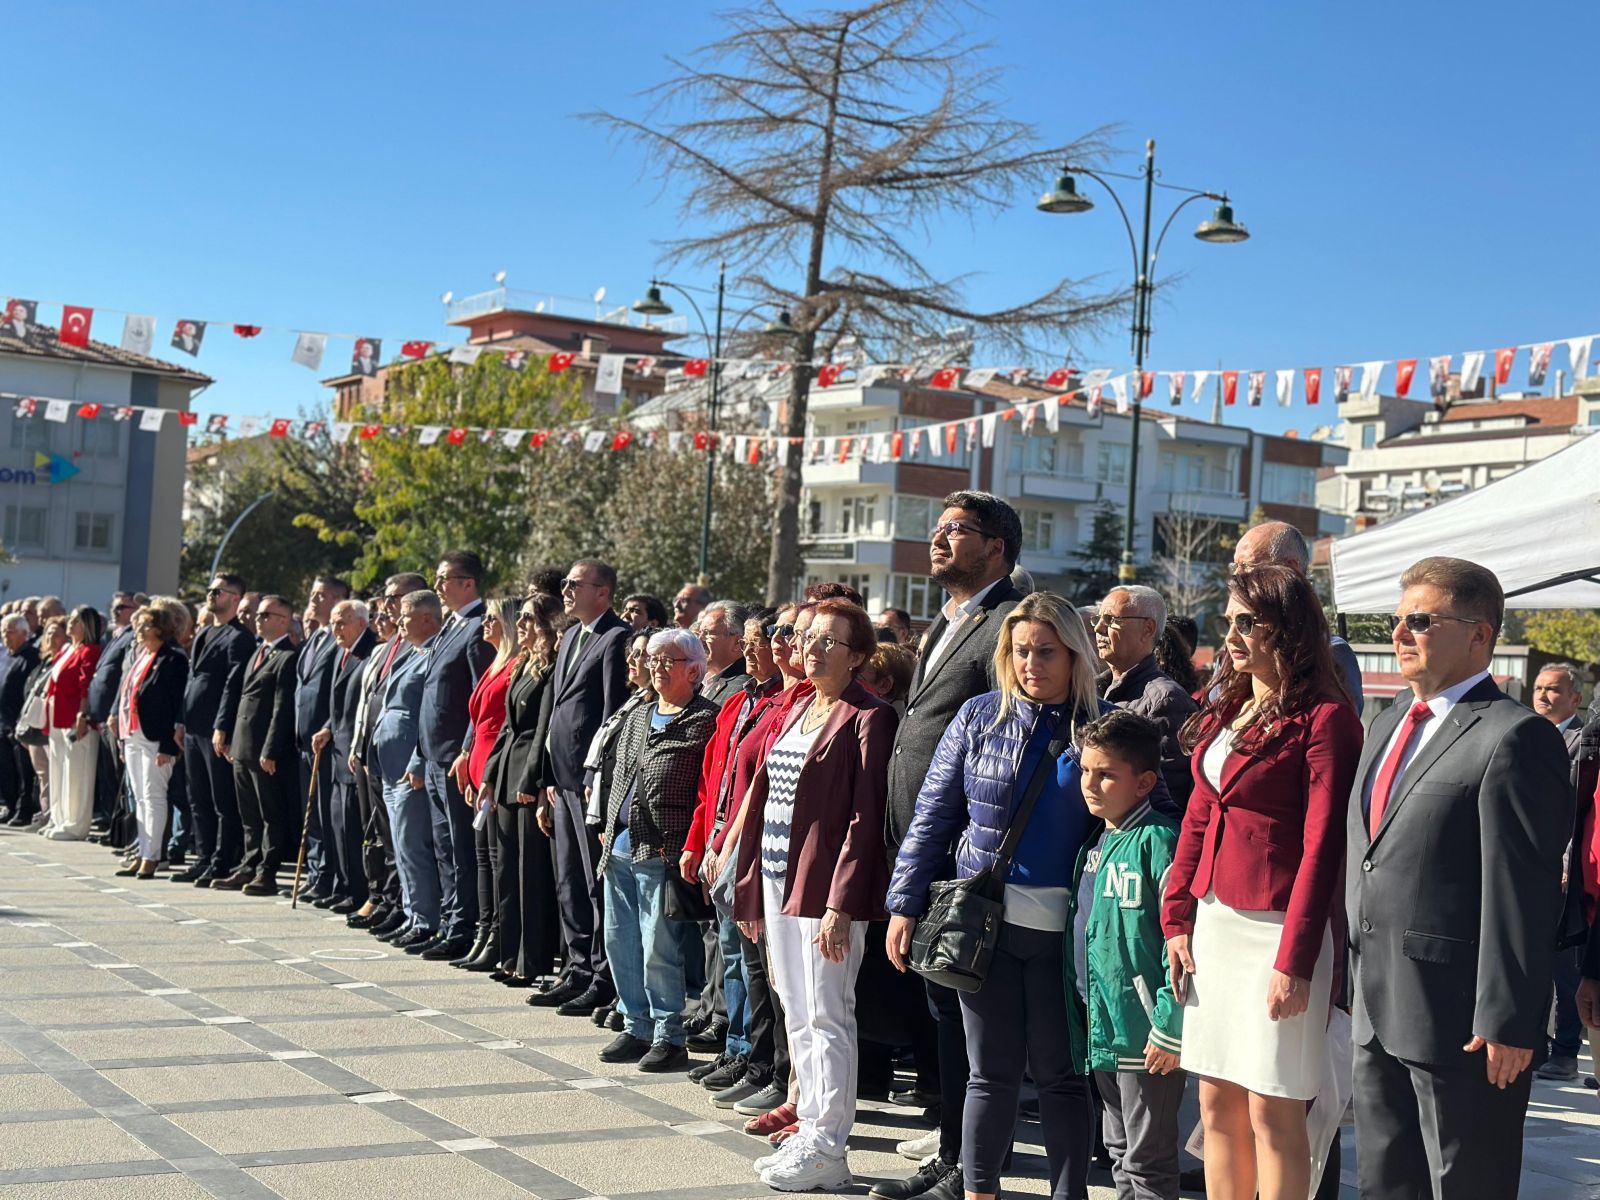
[0,493,1595,1200]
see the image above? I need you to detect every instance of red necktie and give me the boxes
[379,637,402,680]
[252,645,266,672]
[1368,701,1433,836]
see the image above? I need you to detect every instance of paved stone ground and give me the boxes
[1,826,1595,1199]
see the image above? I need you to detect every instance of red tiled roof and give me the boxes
[0,321,211,384]
[1437,396,1577,426]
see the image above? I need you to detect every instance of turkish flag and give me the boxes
[1494,347,1516,386]
[359,424,382,440]
[77,403,103,420]
[945,424,959,454]
[1304,368,1322,406]
[1045,368,1072,388]
[269,419,292,437]
[446,428,468,445]
[232,325,262,338]
[816,364,842,388]
[683,358,709,377]
[549,352,576,373]
[1140,372,1155,398]
[747,439,762,465]
[611,431,633,451]
[401,341,432,359]
[1222,370,1239,406]
[530,431,550,449]
[113,407,134,422]
[890,431,905,459]
[60,306,93,347]
[836,437,852,464]
[930,367,961,389]
[178,411,199,426]
[1394,359,1417,397]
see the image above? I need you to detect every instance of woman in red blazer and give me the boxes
[733,599,898,1190]
[43,605,104,841]
[1161,564,1361,1200]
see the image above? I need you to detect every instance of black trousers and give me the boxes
[329,777,367,904]
[92,730,120,823]
[0,733,22,813]
[929,975,971,1163]
[551,787,607,985]
[1353,1036,1533,1200]
[295,747,334,894]
[234,760,293,877]
[185,732,241,876]
[354,758,400,909]
[739,923,790,1083]
[958,922,1092,1199]
[490,800,560,978]
[474,811,495,937]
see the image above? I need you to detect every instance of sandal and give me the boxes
[767,1122,801,1146]
[744,1103,797,1137]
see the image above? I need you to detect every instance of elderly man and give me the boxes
[1533,662,1589,1081]
[1094,585,1198,810]
[697,601,751,707]
[0,615,39,825]
[673,583,711,631]
[875,607,914,648]
[313,600,377,915]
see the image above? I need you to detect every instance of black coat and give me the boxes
[0,640,40,734]
[328,628,377,786]
[233,639,301,765]
[540,610,631,794]
[87,626,136,724]
[483,659,556,806]
[184,618,255,734]
[293,630,338,753]
[128,642,190,757]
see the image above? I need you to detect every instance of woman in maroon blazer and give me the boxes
[734,598,898,1192]
[1161,564,1361,1200]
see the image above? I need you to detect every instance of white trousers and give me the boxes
[45,726,99,839]
[123,732,174,861]
[762,873,866,1161]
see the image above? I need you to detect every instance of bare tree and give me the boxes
[1152,504,1230,620]
[587,0,1127,598]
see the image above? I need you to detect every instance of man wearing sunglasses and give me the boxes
[1347,556,1572,1199]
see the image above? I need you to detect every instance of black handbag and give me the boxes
[909,711,1072,993]
[664,859,715,923]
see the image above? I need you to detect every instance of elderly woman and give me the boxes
[112,602,190,878]
[595,626,720,1072]
[734,599,899,1191]
[885,590,1120,1200]
[42,605,103,841]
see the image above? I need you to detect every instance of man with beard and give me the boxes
[874,490,1025,1200]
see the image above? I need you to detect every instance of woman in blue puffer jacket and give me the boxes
[885,589,1118,1200]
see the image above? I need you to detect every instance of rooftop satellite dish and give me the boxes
[440,291,453,304]
[494,270,507,285]
[593,287,607,305]
[534,301,546,314]
[1423,470,1442,494]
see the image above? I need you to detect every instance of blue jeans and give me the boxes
[602,829,686,1046]
[717,911,751,1056]
[424,760,478,940]
[383,774,439,933]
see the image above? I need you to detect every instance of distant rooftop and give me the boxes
[0,321,212,385]
[445,287,688,336]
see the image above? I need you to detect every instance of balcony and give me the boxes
[802,459,897,486]
[798,534,893,566]
[807,383,904,413]
[1151,488,1250,522]
[1006,471,1101,505]
[444,287,688,334]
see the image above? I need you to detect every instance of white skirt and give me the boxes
[1180,892,1333,1101]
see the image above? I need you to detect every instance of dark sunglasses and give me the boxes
[1219,613,1271,638]
[1387,612,1478,636]
[766,622,797,641]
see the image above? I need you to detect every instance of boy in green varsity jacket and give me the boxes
[1066,710,1185,1200]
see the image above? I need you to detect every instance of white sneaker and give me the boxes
[760,1147,851,1192]
[897,1129,939,1160]
[753,1131,812,1174]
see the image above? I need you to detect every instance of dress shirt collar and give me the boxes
[1414,668,1491,719]
[940,576,1002,626]
[448,598,485,624]
[267,634,292,651]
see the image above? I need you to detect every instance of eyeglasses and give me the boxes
[1387,612,1480,636]
[626,649,649,662]
[739,637,770,651]
[203,587,238,599]
[647,654,688,668]
[802,632,855,654]
[258,610,291,622]
[1221,613,1271,638]
[1092,613,1150,633]
[114,602,137,613]
[434,573,470,584]
[766,622,796,642]
[929,519,995,542]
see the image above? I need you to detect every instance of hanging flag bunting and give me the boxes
[237,417,260,438]
[1110,374,1131,414]
[417,427,443,446]
[549,352,576,373]
[1081,368,1112,395]
[906,427,924,457]
[303,420,326,438]
[113,406,134,422]
[138,408,165,432]
[1333,365,1353,404]
[1246,371,1265,407]
[632,355,656,377]
[1006,367,1032,384]
[291,332,327,371]
[1394,358,1417,398]
[1527,342,1554,387]
[889,431,905,460]
[204,414,228,434]
[1459,350,1486,394]
[1304,367,1322,406]
[815,363,843,388]
[1169,371,1186,406]
[1044,367,1074,389]
[1358,361,1383,401]
[858,364,888,387]
[836,437,853,464]
[683,358,709,377]
[354,424,379,441]
[496,349,525,370]
[232,325,262,338]
[178,412,198,426]
[12,398,37,418]
[1566,336,1593,381]
[1275,370,1294,407]
[1222,370,1239,406]
[1428,355,1451,400]
[448,346,483,366]
[446,427,469,446]
[120,314,156,356]
[583,430,609,453]
[1086,386,1103,417]
[964,367,998,392]
[44,399,70,422]
[1020,402,1038,435]
[975,412,994,446]
[269,419,292,438]
[527,431,548,449]
[1494,346,1517,386]
[77,402,103,420]
[1139,371,1155,399]
[611,431,633,451]
[930,367,962,389]
[962,418,978,452]
[1044,398,1061,434]
[595,354,626,394]
[351,338,382,378]
[499,428,525,449]
[747,438,763,465]
[1190,370,1211,405]
[2,299,38,338]
[170,320,206,357]
[60,305,93,348]
[400,340,432,359]
[329,422,353,442]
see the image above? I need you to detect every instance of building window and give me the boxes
[889,572,943,621]
[1361,424,1378,449]
[1096,442,1128,485]
[1262,462,1317,507]
[807,499,823,535]
[3,505,47,551]
[8,418,50,454]
[74,419,121,457]
[843,574,873,607]
[894,494,935,541]
[1021,508,1055,553]
[1589,409,1600,426]
[74,511,114,553]
[839,495,879,536]
[1006,435,1058,474]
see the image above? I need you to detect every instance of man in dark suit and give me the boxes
[878,490,1023,1200]
[533,557,629,1013]
[0,614,39,824]
[409,551,494,960]
[314,599,377,913]
[1347,557,1572,1200]
[85,591,143,831]
[291,575,350,902]
[178,574,255,886]
[214,596,302,897]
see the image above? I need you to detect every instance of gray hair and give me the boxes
[701,600,750,636]
[37,595,66,618]
[1537,661,1584,695]
[1,614,28,638]
[1010,565,1036,596]
[1239,521,1311,573]
[647,626,708,684]
[332,599,370,625]
[1108,585,1167,637]
[400,590,442,619]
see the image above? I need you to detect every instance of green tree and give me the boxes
[1071,501,1127,605]
[1521,609,1600,665]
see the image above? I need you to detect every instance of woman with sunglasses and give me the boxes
[1162,564,1362,1200]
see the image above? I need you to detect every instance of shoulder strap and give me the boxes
[992,710,1073,876]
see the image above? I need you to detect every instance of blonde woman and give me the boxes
[114,604,189,878]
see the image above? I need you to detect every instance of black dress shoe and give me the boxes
[392,928,435,950]
[597,1032,652,1063]
[498,974,536,988]
[421,937,470,961]
[686,1015,728,1052]
[347,908,387,929]
[450,933,490,967]
[637,1042,689,1073]
[169,867,204,883]
[405,933,445,955]
[330,897,360,915]
[192,874,218,888]
[557,981,616,1017]
[210,869,254,891]
[591,1003,615,1027]
[311,893,344,910]
[374,914,410,940]
[526,979,584,1008]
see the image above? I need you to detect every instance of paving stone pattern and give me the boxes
[2,828,1597,1199]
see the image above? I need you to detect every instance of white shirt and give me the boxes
[923,577,1003,668]
[1363,669,1490,805]
[444,597,484,633]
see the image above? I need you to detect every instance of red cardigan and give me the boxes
[732,679,898,922]
[1161,697,1362,980]
[685,679,782,861]
[45,641,101,729]
[465,657,515,790]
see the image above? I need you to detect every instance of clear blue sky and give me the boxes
[8,2,1596,437]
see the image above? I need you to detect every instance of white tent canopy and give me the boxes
[1330,432,1600,613]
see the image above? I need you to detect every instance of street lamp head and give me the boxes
[1037,172,1094,215]
[762,310,798,338]
[1195,201,1250,244]
[632,285,674,317]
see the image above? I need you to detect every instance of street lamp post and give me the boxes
[1038,139,1249,582]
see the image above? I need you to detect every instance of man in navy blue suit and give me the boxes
[292,575,350,903]
[406,551,494,960]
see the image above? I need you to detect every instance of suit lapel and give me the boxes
[911,608,991,700]
[1368,695,1489,850]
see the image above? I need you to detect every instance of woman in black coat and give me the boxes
[480,592,563,987]
[116,603,189,879]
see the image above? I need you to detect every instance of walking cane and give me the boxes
[290,743,324,910]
